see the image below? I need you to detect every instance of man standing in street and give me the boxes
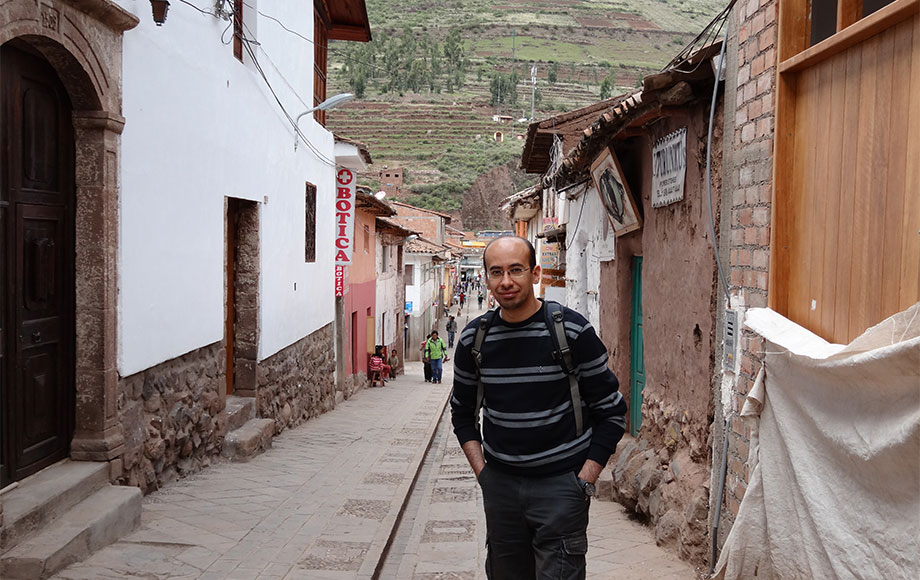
[446,315,459,348]
[450,236,627,580]
[426,330,448,384]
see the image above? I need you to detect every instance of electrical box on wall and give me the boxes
[723,309,738,370]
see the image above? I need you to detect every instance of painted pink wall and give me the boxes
[352,211,377,284]
[345,209,378,376]
[344,280,376,376]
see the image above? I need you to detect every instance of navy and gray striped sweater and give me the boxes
[450,303,627,477]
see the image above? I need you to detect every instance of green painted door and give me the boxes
[629,257,645,436]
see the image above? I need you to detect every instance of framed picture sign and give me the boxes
[590,147,642,237]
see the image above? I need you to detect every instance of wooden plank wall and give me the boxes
[776,13,919,344]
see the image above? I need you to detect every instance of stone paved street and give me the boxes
[51,305,699,580]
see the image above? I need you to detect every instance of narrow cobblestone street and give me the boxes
[50,306,696,580]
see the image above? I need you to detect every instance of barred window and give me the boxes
[305,182,316,262]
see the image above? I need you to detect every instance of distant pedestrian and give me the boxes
[459,292,466,309]
[425,331,448,383]
[388,349,399,379]
[477,292,484,309]
[446,316,458,348]
[421,334,433,382]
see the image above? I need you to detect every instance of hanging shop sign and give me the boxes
[651,127,687,208]
[335,167,356,266]
[335,265,346,297]
[590,146,642,237]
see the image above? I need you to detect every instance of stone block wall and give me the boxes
[256,323,336,434]
[117,324,336,494]
[716,0,778,539]
[118,343,226,493]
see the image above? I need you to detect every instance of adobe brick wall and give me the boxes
[715,0,778,542]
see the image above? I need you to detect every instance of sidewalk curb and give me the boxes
[359,379,452,579]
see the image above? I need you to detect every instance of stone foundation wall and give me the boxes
[610,420,712,566]
[256,323,336,434]
[118,343,225,494]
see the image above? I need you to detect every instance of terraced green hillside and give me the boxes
[326,0,724,229]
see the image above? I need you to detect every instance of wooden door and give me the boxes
[225,199,238,395]
[1,43,76,486]
[629,257,645,437]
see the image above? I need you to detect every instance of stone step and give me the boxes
[225,395,255,433]
[222,418,275,462]
[0,485,141,579]
[0,461,109,553]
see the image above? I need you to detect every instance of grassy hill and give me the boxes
[326,0,724,229]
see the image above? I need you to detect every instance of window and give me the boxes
[304,182,316,262]
[405,264,414,284]
[363,225,369,254]
[233,0,243,61]
[313,7,328,125]
[397,247,403,270]
[382,245,390,272]
[784,0,899,54]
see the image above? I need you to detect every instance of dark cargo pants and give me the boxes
[478,464,590,580]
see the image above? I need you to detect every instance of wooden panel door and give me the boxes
[629,257,645,437]
[773,8,919,343]
[1,43,75,486]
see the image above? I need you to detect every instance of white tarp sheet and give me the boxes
[714,303,920,580]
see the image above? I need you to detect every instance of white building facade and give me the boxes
[0,0,371,493]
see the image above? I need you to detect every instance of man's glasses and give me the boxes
[488,267,531,280]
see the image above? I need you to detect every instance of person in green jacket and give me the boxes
[426,331,449,383]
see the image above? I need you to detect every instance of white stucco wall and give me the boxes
[116,1,336,375]
[565,186,615,329]
[376,242,401,345]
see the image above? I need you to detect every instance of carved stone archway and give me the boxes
[0,1,138,467]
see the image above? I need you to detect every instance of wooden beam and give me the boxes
[329,24,371,42]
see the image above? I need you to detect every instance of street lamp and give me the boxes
[294,93,355,150]
[150,0,169,25]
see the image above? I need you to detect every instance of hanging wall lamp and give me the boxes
[150,0,170,26]
[294,93,356,150]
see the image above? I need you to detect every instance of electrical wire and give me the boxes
[706,19,732,300]
[564,184,589,251]
[219,0,337,166]
[177,0,219,17]
[237,0,391,76]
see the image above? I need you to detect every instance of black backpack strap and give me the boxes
[472,309,497,434]
[545,301,584,437]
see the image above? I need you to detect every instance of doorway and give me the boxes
[225,198,259,397]
[0,43,76,486]
[629,256,645,436]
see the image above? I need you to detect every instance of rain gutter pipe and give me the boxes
[706,10,733,576]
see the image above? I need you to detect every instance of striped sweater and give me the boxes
[450,302,627,477]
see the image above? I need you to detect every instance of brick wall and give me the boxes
[718,0,778,534]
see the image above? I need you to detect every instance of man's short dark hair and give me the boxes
[483,235,537,270]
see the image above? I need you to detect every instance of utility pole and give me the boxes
[531,64,537,120]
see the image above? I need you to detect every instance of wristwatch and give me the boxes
[577,476,596,498]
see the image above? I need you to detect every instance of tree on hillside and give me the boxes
[489,71,519,109]
[547,62,558,84]
[443,27,467,93]
[600,75,614,99]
